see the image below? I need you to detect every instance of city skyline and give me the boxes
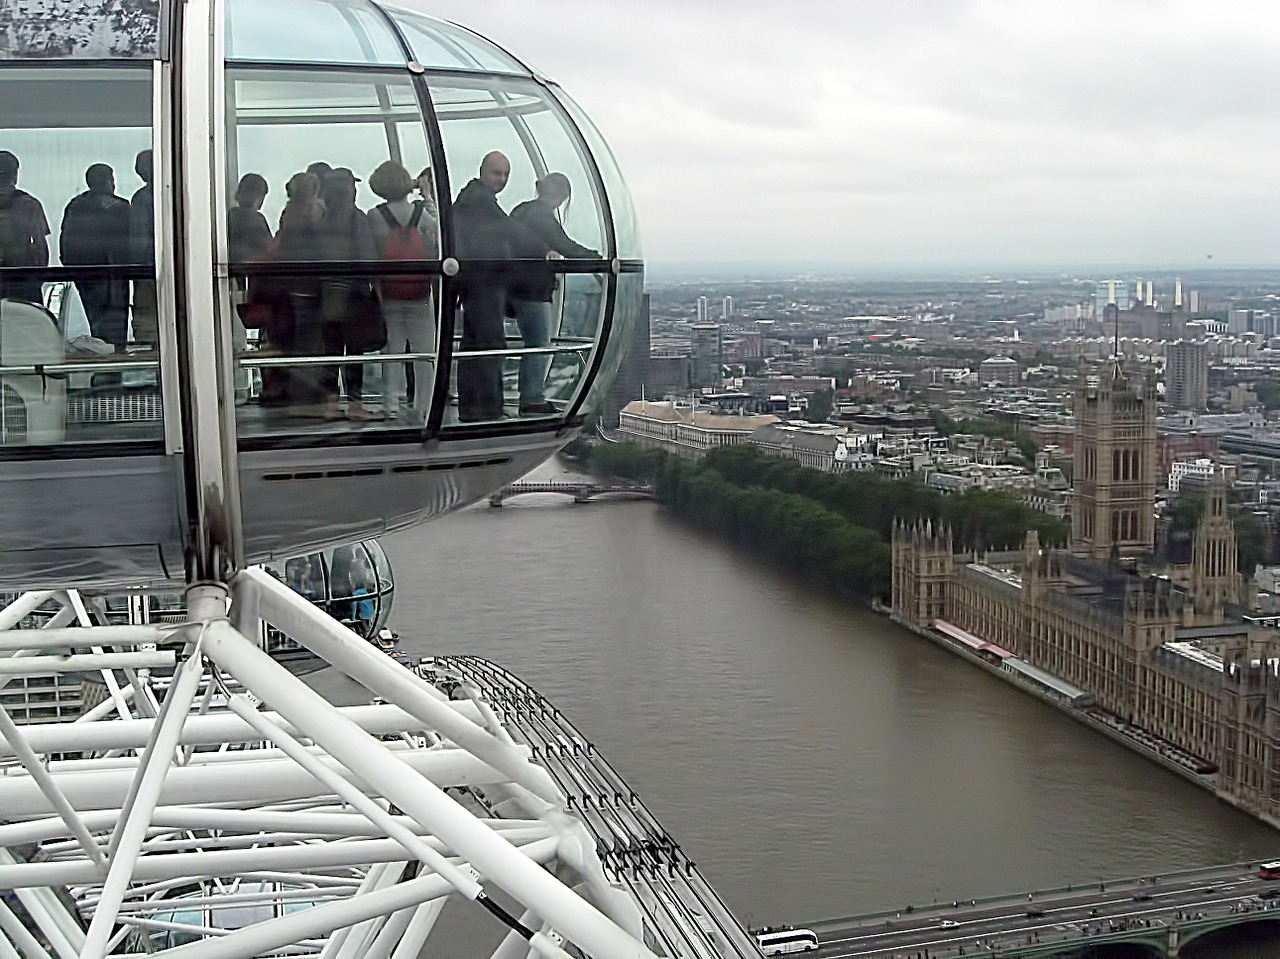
[418,0,1280,271]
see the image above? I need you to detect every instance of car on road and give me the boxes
[1132,893,1153,902]
[1025,908,1045,918]
[939,920,958,928]
[1259,888,1280,900]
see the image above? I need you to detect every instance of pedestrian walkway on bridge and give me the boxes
[774,861,1280,958]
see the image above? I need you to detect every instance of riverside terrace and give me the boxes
[776,862,1280,957]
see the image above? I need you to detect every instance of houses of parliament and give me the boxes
[891,356,1280,823]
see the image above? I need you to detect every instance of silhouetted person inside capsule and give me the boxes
[509,172,600,414]
[451,151,555,422]
[61,163,131,351]
[271,170,325,413]
[0,150,50,305]
[129,149,157,347]
[318,167,378,421]
[229,172,272,403]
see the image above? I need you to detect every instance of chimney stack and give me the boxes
[1175,277,1183,309]
[1145,281,1154,307]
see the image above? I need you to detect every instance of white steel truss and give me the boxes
[0,575,756,959]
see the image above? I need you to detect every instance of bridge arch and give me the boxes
[1072,945,1162,959]
[1180,914,1280,957]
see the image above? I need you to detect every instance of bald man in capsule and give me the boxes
[450,151,557,422]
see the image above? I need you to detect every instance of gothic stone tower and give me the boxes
[891,520,953,628]
[1190,472,1244,620]
[1070,358,1158,562]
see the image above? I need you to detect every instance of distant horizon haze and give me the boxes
[415,1,1280,271]
[641,261,1280,286]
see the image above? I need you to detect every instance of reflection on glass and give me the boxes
[430,75,611,428]
[263,541,393,640]
[227,68,440,435]
[226,0,404,66]
[577,271,641,418]
[384,6,531,75]
[0,65,161,449]
[551,86,643,260]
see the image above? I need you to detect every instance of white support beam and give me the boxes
[0,806,543,847]
[0,591,58,632]
[0,625,166,652]
[388,898,446,959]
[0,926,19,959]
[73,685,137,724]
[0,747,515,817]
[83,646,207,959]
[0,704,106,873]
[152,841,558,959]
[0,701,482,758]
[361,905,417,959]
[319,862,405,959]
[235,569,562,805]
[0,651,175,675]
[201,620,654,959]
[492,909,541,959]
[0,830,553,889]
[0,896,49,959]
[113,887,352,913]
[10,883,78,959]
[226,695,485,902]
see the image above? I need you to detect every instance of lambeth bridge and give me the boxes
[786,862,1280,957]
[488,481,656,506]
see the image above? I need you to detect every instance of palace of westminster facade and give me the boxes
[891,358,1280,821]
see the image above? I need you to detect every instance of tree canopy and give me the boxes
[578,442,1070,603]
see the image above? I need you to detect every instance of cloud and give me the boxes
[405,0,1280,268]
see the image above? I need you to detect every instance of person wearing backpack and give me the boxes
[368,161,438,422]
[0,151,51,306]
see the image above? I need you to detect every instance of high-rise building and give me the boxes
[722,296,734,319]
[1166,340,1209,412]
[1228,309,1254,335]
[601,293,651,427]
[755,318,776,357]
[1070,358,1158,562]
[690,323,723,389]
[696,296,709,324]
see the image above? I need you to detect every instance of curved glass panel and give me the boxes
[0,0,162,60]
[551,86,642,260]
[429,75,608,427]
[226,67,441,431]
[0,64,160,449]
[383,6,531,76]
[576,271,642,418]
[262,540,394,639]
[226,0,404,67]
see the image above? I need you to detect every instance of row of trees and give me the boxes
[581,442,1071,603]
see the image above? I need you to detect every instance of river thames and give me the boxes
[310,468,1280,955]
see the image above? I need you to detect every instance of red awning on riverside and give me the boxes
[933,620,1013,660]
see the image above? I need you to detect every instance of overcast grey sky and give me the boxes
[416,1,1280,271]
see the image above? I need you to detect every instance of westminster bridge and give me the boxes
[783,861,1280,958]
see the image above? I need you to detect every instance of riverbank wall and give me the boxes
[871,600,1280,833]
